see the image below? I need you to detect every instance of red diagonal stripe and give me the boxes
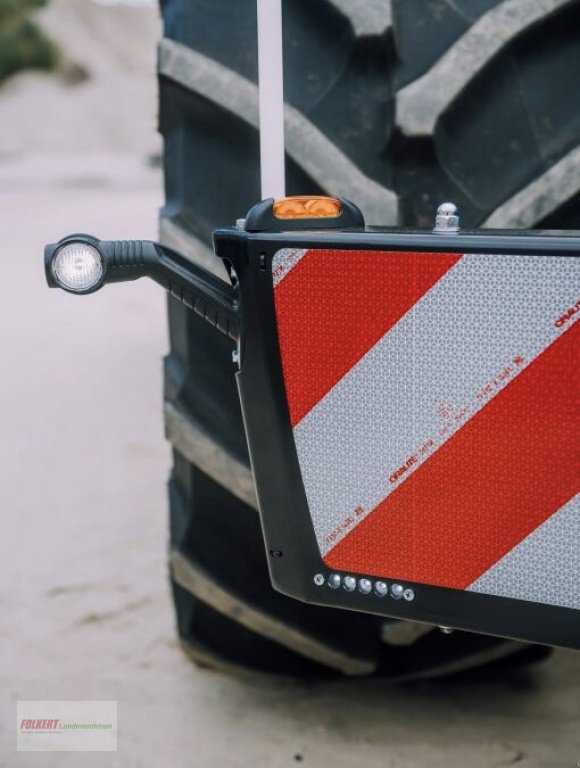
[274,250,461,426]
[324,321,579,590]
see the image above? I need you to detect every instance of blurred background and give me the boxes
[0,0,159,156]
[1,1,579,766]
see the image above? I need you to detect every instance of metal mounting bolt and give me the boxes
[343,575,357,592]
[434,202,459,233]
[374,581,388,597]
[391,583,404,600]
[328,573,341,590]
[358,578,372,594]
[313,573,325,587]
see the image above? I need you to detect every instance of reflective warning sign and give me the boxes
[272,248,579,610]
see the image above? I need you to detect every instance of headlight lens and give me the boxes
[51,242,103,292]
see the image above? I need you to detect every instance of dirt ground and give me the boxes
[1,2,579,766]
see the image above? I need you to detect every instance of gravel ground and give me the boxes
[1,1,580,766]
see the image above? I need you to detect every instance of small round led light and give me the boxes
[342,576,356,592]
[313,573,325,587]
[51,242,103,293]
[328,573,341,590]
[358,578,372,594]
[374,581,388,597]
[391,583,404,600]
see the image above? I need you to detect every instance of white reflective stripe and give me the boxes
[272,248,308,287]
[293,254,579,555]
[468,494,580,610]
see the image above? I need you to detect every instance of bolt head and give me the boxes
[358,578,372,594]
[391,583,404,600]
[313,573,325,587]
[434,201,459,233]
[374,581,388,597]
[343,576,356,592]
[328,573,341,590]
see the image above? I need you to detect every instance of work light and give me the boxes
[50,241,104,294]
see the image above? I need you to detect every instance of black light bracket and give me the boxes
[44,234,240,340]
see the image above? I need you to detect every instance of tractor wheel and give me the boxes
[159,0,580,678]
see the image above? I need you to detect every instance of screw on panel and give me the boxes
[358,578,372,594]
[374,581,388,597]
[391,583,404,600]
[328,573,341,589]
[313,573,325,586]
[433,202,459,233]
[343,575,357,592]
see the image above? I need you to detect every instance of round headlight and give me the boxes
[51,242,104,293]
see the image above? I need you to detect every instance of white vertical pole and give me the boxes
[256,0,286,200]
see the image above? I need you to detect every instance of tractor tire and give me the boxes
[158,0,580,678]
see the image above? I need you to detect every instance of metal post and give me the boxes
[256,0,286,200]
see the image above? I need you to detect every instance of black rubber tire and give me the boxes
[159,0,580,678]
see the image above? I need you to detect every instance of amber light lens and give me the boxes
[273,196,342,219]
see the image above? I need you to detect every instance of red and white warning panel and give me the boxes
[272,248,579,611]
